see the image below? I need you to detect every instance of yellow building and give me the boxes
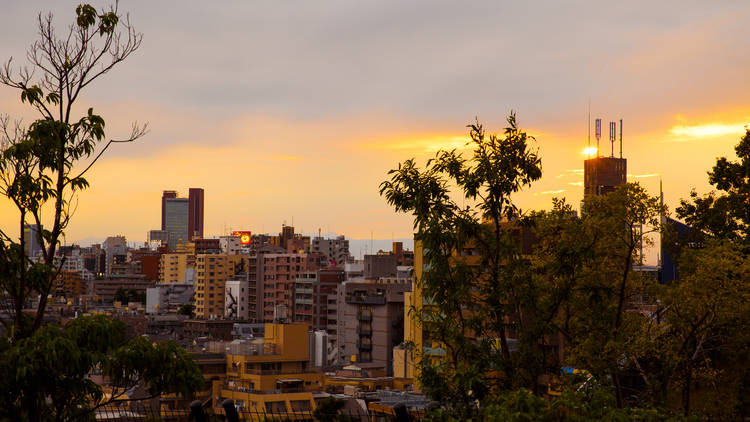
[194,254,243,318]
[215,323,324,414]
[159,242,195,284]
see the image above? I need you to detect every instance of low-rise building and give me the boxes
[215,323,325,414]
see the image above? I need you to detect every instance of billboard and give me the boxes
[232,231,252,246]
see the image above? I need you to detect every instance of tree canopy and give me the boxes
[0,4,201,420]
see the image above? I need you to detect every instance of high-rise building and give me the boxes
[584,119,627,196]
[23,224,43,258]
[163,196,189,251]
[161,190,177,230]
[584,157,627,196]
[188,188,204,241]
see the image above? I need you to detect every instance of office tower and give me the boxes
[161,190,177,230]
[23,224,43,258]
[584,119,627,196]
[188,188,204,241]
[163,196,189,251]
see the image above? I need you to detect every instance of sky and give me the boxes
[0,1,748,251]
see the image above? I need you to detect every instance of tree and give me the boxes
[0,4,201,420]
[677,128,750,248]
[381,114,545,418]
[0,2,146,338]
[381,114,671,417]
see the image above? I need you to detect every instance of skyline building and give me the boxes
[188,188,204,241]
[160,188,204,250]
[584,119,627,197]
[163,195,189,251]
[23,224,43,258]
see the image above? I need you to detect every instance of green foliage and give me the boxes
[381,113,544,418]
[0,1,145,338]
[0,5,200,422]
[0,315,203,421]
[677,128,750,248]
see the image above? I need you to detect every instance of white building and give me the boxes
[225,279,250,320]
[219,236,243,255]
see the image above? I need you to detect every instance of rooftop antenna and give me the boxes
[619,119,623,158]
[595,119,602,158]
[609,121,616,157]
[587,100,591,149]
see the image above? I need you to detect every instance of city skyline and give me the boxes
[0,1,748,244]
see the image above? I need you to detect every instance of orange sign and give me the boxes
[232,231,252,246]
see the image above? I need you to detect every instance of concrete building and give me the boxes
[225,278,251,320]
[23,224,43,258]
[219,235,243,255]
[147,229,169,247]
[215,323,324,414]
[55,270,87,298]
[163,196,189,251]
[337,281,410,375]
[311,235,352,266]
[195,238,221,254]
[103,236,128,275]
[195,254,243,319]
[363,253,398,280]
[294,268,345,332]
[146,282,194,314]
[257,253,321,323]
[188,188,204,241]
[90,274,154,302]
[159,251,195,284]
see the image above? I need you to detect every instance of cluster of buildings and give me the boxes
[30,188,425,415]
[33,136,678,415]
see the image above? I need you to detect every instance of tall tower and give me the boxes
[161,190,177,230]
[584,119,627,196]
[163,195,189,251]
[188,188,204,241]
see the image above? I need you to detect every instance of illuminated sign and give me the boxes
[232,231,252,246]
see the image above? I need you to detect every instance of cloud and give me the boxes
[533,189,566,196]
[628,173,660,178]
[568,182,583,186]
[669,123,746,138]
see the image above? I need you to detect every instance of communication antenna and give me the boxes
[619,119,623,158]
[595,119,602,158]
[609,121,616,157]
[587,101,591,148]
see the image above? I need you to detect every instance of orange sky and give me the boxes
[0,1,748,246]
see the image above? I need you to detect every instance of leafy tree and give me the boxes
[0,2,146,338]
[0,315,204,421]
[381,114,670,417]
[381,114,545,418]
[677,128,750,248]
[0,4,202,420]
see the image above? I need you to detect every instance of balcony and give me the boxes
[347,295,386,305]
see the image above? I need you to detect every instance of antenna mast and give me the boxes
[595,119,601,158]
[609,121,616,157]
[619,119,623,158]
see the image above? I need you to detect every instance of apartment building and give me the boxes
[195,254,243,319]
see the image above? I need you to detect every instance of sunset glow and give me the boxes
[669,123,745,138]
